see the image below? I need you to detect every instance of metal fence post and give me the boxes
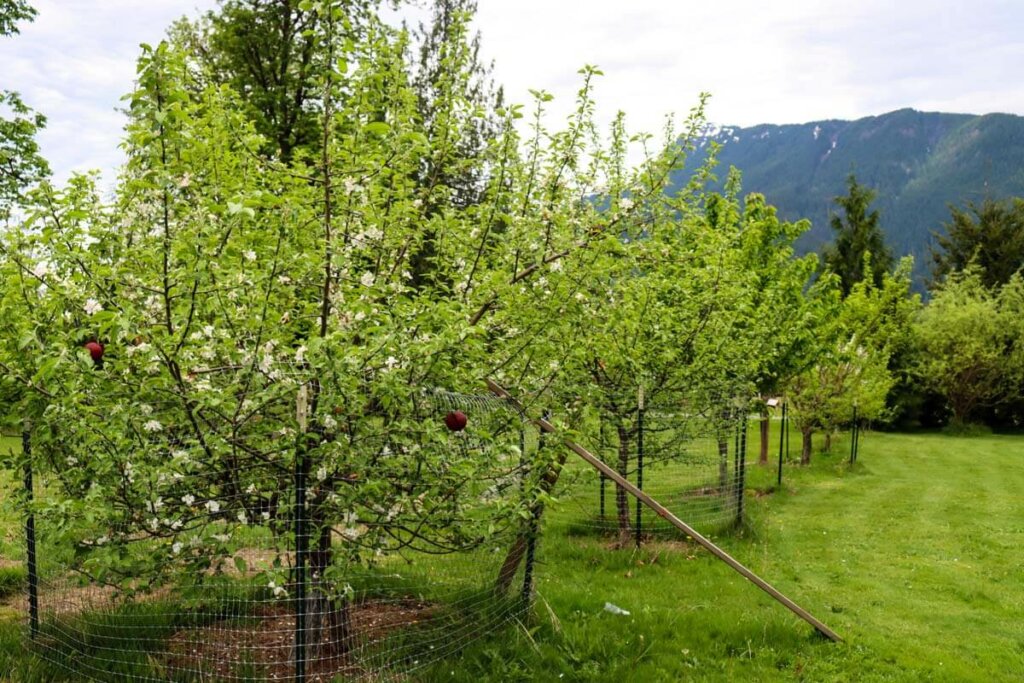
[853,414,861,464]
[737,411,747,525]
[777,402,786,487]
[849,406,858,466]
[294,433,309,682]
[599,426,606,519]
[23,423,39,640]
[785,403,790,463]
[635,387,644,548]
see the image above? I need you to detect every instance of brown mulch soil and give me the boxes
[165,599,438,682]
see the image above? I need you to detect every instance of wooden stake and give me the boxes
[486,379,842,643]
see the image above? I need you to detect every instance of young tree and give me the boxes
[787,259,913,463]
[930,197,1024,290]
[725,190,820,465]
[822,174,893,298]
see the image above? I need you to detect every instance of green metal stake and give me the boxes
[635,387,645,548]
[294,433,309,682]
[849,406,858,466]
[777,402,786,487]
[23,424,39,640]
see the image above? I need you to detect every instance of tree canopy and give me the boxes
[930,197,1024,291]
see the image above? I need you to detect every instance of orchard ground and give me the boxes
[2,430,1023,681]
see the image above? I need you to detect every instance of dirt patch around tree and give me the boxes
[165,599,439,682]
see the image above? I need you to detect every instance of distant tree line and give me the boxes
[819,173,1024,432]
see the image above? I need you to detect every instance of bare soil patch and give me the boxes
[166,599,438,682]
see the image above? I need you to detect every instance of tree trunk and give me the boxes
[718,434,729,491]
[824,431,832,453]
[758,409,770,465]
[308,521,351,659]
[800,428,813,466]
[615,425,632,547]
[494,447,569,595]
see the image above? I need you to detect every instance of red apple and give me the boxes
[84,341,104,362]
[444,410,468,432]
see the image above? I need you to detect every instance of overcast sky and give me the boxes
[3,0,1024,185]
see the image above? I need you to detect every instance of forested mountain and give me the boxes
[676,108,1024,283]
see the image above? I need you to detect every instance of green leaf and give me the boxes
[364,121,391,137]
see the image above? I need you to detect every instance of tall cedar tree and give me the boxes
[180,0,378,163]
[412,0,502,209]
[1,0,49,221]
[822,174,893,297]
[930,197,1024,290]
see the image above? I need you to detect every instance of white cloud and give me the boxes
[2,0,1023,186]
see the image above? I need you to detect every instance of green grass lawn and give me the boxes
[419,430,1024,682]
[2,430,1024,681]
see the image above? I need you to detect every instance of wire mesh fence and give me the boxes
[13,388,544,682]
[561,393,751,546]
[8,384,758,679]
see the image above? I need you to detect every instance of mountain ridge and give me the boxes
[676,108,1024,285]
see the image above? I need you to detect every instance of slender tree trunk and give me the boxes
[494,448,569,595]
[615,425,632,547]
[758,408,770,465]
[801,428,813,466]
[824,431,832,453]
[718,434,729,491]
[307,511,351,658]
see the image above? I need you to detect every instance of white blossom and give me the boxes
[172,542,183,554]
[244,250,257,262]
[182,494,196,506]
[206,500,221,514]
[84,298,103,315]
[295,345,307,364]
[619,197,634,210]
[360,271,375,287]
[143,420,163,433]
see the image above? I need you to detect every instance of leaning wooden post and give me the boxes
[486,379,843,643]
